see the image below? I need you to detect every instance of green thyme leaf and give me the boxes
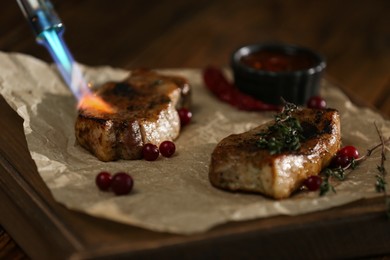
[323,167,345,181]
[319,168,344,196]
[320,176,336,196]
[257,102,304,154]
[375,174,386,193]
[350,158,358,169]
[332,168,346,181]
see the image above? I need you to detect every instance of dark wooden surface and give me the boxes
[1,0,389,259]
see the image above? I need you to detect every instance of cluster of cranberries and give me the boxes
[331,145,360,168]
[96,171,134,195]
[303,145,360,191]
[95,108,191,194]
[95,140,177,194]
[142,141,176,161]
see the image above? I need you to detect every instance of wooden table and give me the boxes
[1,0,389,259]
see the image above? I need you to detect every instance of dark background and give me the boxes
[1,0,389,117]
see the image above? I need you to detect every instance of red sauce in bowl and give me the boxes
[240,50,317,72]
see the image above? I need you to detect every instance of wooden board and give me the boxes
[1,94,390,259]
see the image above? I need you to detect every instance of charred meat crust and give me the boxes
[75,69,191,161]
[128,69,192,109]
[209,108,341,199]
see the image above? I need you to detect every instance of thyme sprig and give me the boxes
[320,136,390,196]
[320,165,348,196]
[257,102,304,154]
[319,124,390,217]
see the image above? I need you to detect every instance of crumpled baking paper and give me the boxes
[0,51,389,234]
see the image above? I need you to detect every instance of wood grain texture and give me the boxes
[0,0,389,259]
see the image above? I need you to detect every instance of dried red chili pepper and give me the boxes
[202,66,280,111]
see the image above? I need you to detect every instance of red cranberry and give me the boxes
[95,171,112,191]
[337,145,359,159]
[331,154,351,168]
[331,146,359,168]
[307,96,326,109]
[303,175,323,191]
[177,108,192,126]
[142,143,159,161]
[159,141,176,157]
[111,172,134,195]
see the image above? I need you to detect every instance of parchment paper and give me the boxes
[0,51,389,234]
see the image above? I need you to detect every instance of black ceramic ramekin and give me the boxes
[231,43,326,105]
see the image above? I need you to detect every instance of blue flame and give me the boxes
[17,1,92,101]
[39,29,88,100]
[40,30,72,81]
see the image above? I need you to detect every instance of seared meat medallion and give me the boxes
[75,69,191,161]
[209,108,341,199]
